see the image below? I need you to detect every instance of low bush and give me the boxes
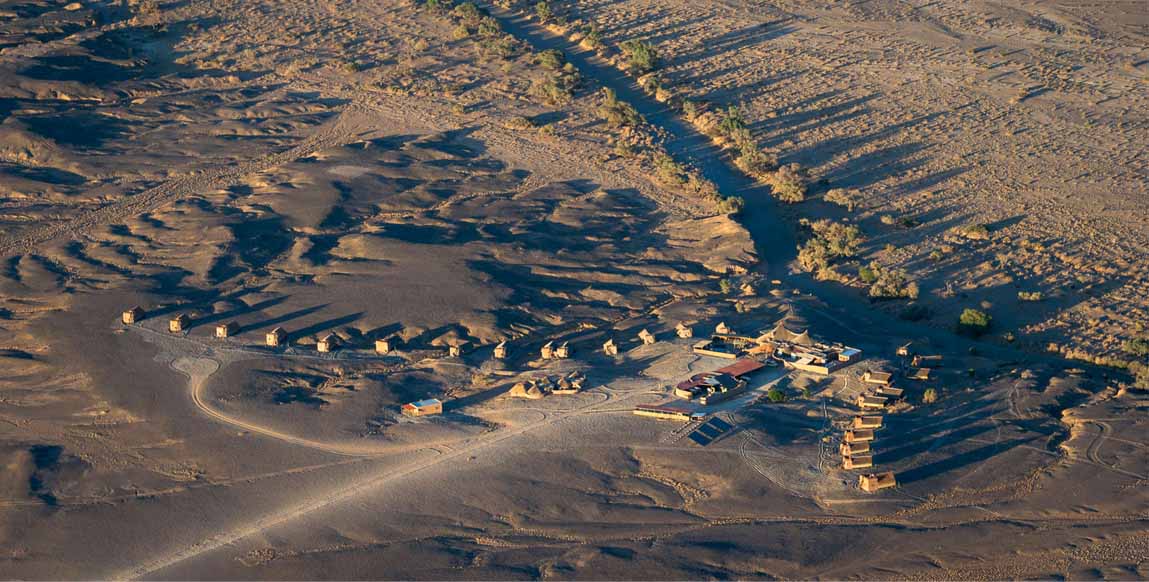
[824,188,860,212]
[598,88,642,128]
[922,388,938,404]
[868,263,919,300]
[957,308,992,336]
[1123,338,1149,357]
[958,223,991,240]
[899,303,931,321]
[530,72,578,105]
[620,39,658,74]
[1018,291,1043,302]
[767,388,787,403]
[768,163,807,203]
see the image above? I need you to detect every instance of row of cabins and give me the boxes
[843,367,905,493]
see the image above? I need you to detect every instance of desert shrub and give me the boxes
[1017,291,1043,302]
[452,2,482,23]
[769,163,807,203]
[958,223,991,240]
[422,0,453,13]
[767,388,787,403]
[653,153,686,187]
[957,308,992,336]
[714,106,751,144]
[580,23,602,49]
[734,142,776,178]
[1123,338,1149,357]
[535,48,565,70]
[341,60,361,73]
[797,239,831,273]
[715,196,744,215]
[1130,361,1149,390]
[476,16,501,37]
[504,115,535,130]
[598,88,642,128]
[824,188,860,212]
[868,264,919,300]
[922,388,938,404]
[858,263,878,284]
[620,39,658,74]
[719,279,733,294]
[530,72,577,105]
[929,249,943,261]
[534,1,552,22]
[879,214,896,226]
[811,220,863,258]
[681,99,700,121]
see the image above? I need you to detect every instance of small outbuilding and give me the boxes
[266,327,287,347]
[169,314,190,333]
[896,342,913,357]
[845,429,875,443]
[842,455,874,470]
[215,321,239,339]
[907,368,931,381]
[122,306,145,325]
[840,441,871,456]
[448,344,463,358]
[715,322,732,335]
[876,386,905,399]
[554,341,570,359]
[603,338,618,356]
[317,334,339,353]
[863,370,893,385]
[541,341,555,360]
[853,415,883,429]
[857,394,889,410]
[493,341,507,359]
[375,338,392,354]
[676,323,693,339]
[859,471,897,492]
[402,398,443,417]
[638,329,656,345]
[912,354,943,367]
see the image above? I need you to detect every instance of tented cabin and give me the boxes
[715,322,732,335]
[676,323,693,339]
[853,415,883,429]
[602,339,618,356]
[169,314,189,333]
[401,398,443,417]
[375,339,392,354]
[541,341,555,360]
[857,394,889,409]
[122,306,145,325]
[554,342,570,359]
[896,342,913,357]
[863,370,893,385]
[317,334,339,353]
[843,455,874,470]
[859,471,897,492]
[845,429,875,443]
[215,322,239,339]
[840,441,871,456]
[876,386,905,399]
[907,368,931,381]
[266,327,287,347]
[493,341,507,359]
[448,344,463,357]
[638,329,656,345]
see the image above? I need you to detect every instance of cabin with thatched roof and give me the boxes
[859,471,897,492]
[215,322,239,339]
[317,334,339,353]
[843,455,874,470]
[841,441,871,456]
[638,329,656,345]
[603,338,618,356]
[169,314,190,333]
[676,323,693,339]
[863,370,893,385]
[266,327,287,347]
[554,341,570,359]
[122,306,145,325]
[853,415,883,429]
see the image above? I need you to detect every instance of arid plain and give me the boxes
[1,0,1146,579]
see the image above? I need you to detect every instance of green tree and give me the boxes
[958,308,992,336]
[767,388,787,403]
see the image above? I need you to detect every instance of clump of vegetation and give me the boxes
[719,279,733,294]
[579,22,603,50]
[1129,361,1149,390]
[957,308,992,336]
[715,196,745,215]
[957,223,991,241]
[767,388,787,403]
[797,220,864,278]
[867,262,920,300]
[899,303,931,321]
[597,88,642,128]
[504,115,535,130]
[1017,291,1043,302]
[715,106,751,145]
[1123,338,1149,357]
[531,71,579,105]
[620,39,658,74]
[768,163,808,203]
[922,387,938,404]
[535,48,565,70]
[734,142,777,178]
[824,188,860,212]
[534,1,553,22]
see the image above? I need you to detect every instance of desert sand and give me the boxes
[0,0,1146,579]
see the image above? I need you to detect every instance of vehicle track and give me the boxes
[115,385,657,580]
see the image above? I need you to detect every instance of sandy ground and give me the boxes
[0,0,1146,579]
